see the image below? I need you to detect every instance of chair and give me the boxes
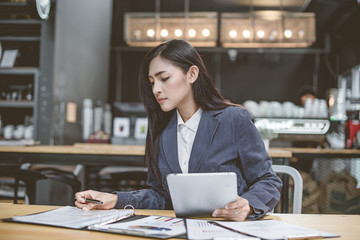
[110,169,149,191]
[0,165,81,205]
[272,165,303,214]
[96,166,148,192]
[0,165,45,204]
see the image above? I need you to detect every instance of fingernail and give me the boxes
[212,211,218,217]
[82,206,89,211]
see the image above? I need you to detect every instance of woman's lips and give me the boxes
[157,97,166,104]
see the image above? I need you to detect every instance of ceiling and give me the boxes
[213,0,310,11]
[305,0,359,39]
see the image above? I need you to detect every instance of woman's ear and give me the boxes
[187,65,199,84]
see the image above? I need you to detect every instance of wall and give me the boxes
[52,0,113,144]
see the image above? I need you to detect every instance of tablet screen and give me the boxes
[167,172,238,218]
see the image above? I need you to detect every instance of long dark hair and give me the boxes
[138,39,234,181]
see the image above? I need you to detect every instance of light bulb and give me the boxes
[269,30,278,41]
[257,30,265,39]
[188,29,196,38]
[202,29,210,37]
[242,30,250,39]
[298,30,305,39]
[284,29,292,38]
[147,29,155,38]
[134,30,141,40]
[174,29,183,37]
[229,30,237,39]
[160,29,168,37]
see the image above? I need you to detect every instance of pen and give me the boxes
[208,221,255,238]
[84,198,103,204]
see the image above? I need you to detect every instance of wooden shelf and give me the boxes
[0,19,42,25]
[0,68,39,75]
[0,2,27,7]
[0,36,40,41]
[0,100,35,108]
[112,45,330,55]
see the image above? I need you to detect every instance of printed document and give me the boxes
[186,219,259,240]
[95,215,186,238]
[212,219,339,240]
[11,206,134,229]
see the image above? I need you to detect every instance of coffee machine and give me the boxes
[329,64,360,149]
[344,106,360,148]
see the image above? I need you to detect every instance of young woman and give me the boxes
[75,40,282,221]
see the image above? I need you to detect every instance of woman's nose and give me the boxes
[152,81,162,93]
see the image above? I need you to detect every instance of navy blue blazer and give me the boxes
[114,106,282,218]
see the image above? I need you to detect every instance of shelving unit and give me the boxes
[0,3,54,144]
[0,67,39,139]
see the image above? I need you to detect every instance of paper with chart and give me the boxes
[214,219,339,240]
[96,215,186,238]
[186,219,259,240]
[11,206,134,229]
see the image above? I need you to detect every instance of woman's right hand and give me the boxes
[74,190,118,211]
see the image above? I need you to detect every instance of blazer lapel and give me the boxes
[188,109,221,173]
[161,113,182,173]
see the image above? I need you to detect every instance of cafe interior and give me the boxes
[0,0,360,217]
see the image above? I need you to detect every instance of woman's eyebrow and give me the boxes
[149,71,166,79]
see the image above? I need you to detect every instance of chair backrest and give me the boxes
[0,166,81,204]
[110,169,149,191]
[272,165,303,214]
[33,167,81,206]
[0,166,45,203]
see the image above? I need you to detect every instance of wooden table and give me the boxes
[0,144,146,166]
[3,145,359,166]
[273,147,360,159]
[0,144,291,209]
[0,144,291,166]
[0,203,359,239]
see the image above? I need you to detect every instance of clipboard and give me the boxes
[6,206,134,229]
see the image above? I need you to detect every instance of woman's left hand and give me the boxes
[212,196,252,221]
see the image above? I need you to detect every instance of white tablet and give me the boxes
[166,172,238,218]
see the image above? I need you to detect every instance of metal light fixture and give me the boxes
[220,11,316,48]
[124,0,217,47]
[124,11,218,47]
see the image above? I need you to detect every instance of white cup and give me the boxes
[24,125,34,139]
[243,100,259,117]
[13,125,25,139]
[3,125,14,139]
